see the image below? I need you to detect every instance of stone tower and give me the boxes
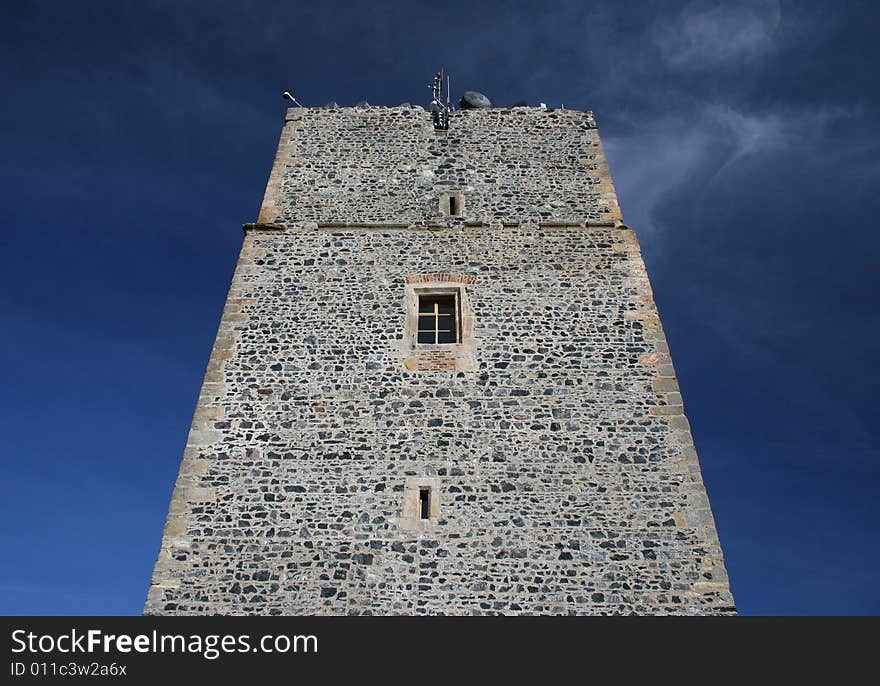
[145,100,735,615]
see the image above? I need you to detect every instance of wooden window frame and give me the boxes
[416,292,461,345]
[408,284,470,350]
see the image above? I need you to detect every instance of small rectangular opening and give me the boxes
[448,196,457,216]
[419,488,430,519]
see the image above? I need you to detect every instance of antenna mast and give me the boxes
[431,68,450,130]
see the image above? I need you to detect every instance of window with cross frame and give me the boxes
[417,293,460,344]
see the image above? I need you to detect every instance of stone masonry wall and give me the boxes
[257,107,621,227]
[145,222,734,615]
[145,105,733,615]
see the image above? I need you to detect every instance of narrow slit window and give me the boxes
[419,488,431,520]
[417,294,459,344]
[440,193,463,217]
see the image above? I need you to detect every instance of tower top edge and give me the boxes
[283,105,599,127]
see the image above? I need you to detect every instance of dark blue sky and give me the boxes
[1,0,877,615]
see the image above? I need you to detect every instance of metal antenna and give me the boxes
[431,69,450,130]
[282,91,303,107]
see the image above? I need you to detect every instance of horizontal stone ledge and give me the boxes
[317,221,413,229]
[245,220,622,232]
[242,222,286,232]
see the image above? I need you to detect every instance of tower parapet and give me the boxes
[258,106,621,229]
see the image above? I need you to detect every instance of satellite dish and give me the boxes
[460,91,492,109]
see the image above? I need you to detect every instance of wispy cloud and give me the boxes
[604,102,858,235]
[653,0,781,68]
[603,117,715,233]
